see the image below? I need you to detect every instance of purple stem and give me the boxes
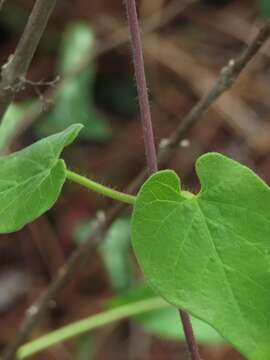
[124,0,157,175]
[124,1,201,359]
[180,310,201,360]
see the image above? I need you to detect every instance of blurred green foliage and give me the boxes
[74,335,95,360]
[109,284,225,343]
[38,22,110,141]
[74,217,133,292]
[0,101,36,153]
[95,72,138,118]
[258,0,270,17]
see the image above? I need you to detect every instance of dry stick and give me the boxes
[2,22,269,360]
[157,22,270,167]
[0,0,57,123]
[124,1,200,359]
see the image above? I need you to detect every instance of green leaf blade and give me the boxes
[0,124,82,233]
[131,153,270,359]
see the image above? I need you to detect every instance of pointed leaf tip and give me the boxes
[0,124,83,233]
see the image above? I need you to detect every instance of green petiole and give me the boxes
[66,170,136,205]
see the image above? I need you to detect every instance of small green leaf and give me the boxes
[39,22,110,141]
[131,153,270,360]
[0,124,82,233]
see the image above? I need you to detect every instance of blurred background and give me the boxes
[0,0,269,359]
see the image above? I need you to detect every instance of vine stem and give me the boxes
[124,0,201,359]
[66,170,135,205]
[124,0,157,175]
[180,310,201,360]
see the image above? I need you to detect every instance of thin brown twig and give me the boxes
[157,22,270,167]
[0,0,57,123]
[2,22,270,360]
[142,34,261,141]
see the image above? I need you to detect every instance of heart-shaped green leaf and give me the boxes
[0,124,82,233]
[131,153,270,360]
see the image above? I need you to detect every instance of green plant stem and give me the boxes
[66,169,135,205]
[17,297,167,359]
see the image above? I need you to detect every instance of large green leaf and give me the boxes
[131,153,270,360]
[0,124,82,233]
